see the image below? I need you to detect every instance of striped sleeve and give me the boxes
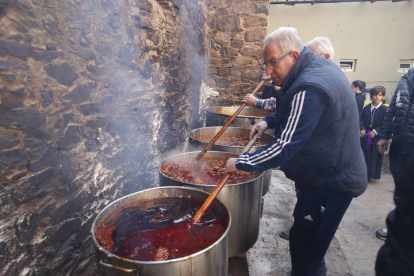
[235,89,325,172]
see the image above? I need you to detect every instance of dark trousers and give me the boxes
[290,186,353,276]
[376,141,414,276]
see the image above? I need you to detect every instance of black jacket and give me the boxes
[359,104,387,133]
[261,84,274,99]
[355,93,365,114]
[379,68,414,143]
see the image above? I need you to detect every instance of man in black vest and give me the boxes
[243,36,335,114]
[225,27,367,276]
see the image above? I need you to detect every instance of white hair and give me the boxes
[263,27,304,54]
[306,37,335,60]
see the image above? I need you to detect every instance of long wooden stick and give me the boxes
[191,134,258,223]
[195,80,265,161]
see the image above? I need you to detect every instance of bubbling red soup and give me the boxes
[95,197,227,261]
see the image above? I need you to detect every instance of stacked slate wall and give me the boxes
[0,0,270,274]
[0,0,207,274]
[205,0,270,103]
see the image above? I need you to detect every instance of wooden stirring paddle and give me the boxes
[195,80,265,161]
[191,134,258,223]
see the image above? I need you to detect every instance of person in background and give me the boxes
[243,36,335,112]
[352,80,366,114]
[359,86,387,181]
[225,27,367,276]
[374,68,414,276]
[261,74,280,100]
[306,37,334,61]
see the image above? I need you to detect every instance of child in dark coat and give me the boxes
[359,86,387,180]
[352,80,367,114]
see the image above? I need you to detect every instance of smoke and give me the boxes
[73,0,211,195]
[0,0,211,275]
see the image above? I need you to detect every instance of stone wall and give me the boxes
[205,0,270,103]
[0,0,270,274]
[0,0,207,275]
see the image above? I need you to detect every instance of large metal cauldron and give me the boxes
[91,187,231,276]
[205,106,272,129]
[159,151,263,257]
[188,127,273,196]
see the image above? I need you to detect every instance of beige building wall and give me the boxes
[268,0,414,103]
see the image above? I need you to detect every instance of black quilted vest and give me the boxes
[274,47,367,197]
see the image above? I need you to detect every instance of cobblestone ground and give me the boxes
[247,156,394,276]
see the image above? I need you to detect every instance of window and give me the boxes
[339,59,357,72]
[397,59,414,73]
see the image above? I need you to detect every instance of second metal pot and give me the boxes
[159,151,263,257]
[188,127,272,196]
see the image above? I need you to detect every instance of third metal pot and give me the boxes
[205,106,272,130]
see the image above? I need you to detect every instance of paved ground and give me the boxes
[246,156,395,276]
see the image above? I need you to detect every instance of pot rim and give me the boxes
[159,151,265,186]
[204,106,271,119]
[91,186,231,265]
[188,126,274,149]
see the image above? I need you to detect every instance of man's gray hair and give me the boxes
[306,37,335,60]
[263,27,304,54]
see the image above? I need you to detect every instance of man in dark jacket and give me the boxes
[225,27,367,276]
[375,68,414,275]
[244,36,334,112]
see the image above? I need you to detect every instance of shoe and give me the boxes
[280,229,290,241]
[376,228,387,240]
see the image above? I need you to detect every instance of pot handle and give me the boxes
[99,261,140,274]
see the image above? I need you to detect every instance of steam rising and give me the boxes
[74,0,211,194]
[0,0,211,274]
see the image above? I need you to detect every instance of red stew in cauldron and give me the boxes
[95,197,227,261]
[161,157,261,185]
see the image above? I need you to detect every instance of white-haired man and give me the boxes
[243,36,335,111]
[306,36,334,61]
[225,27,367,275]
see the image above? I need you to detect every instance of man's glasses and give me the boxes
[260,51,291,68]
